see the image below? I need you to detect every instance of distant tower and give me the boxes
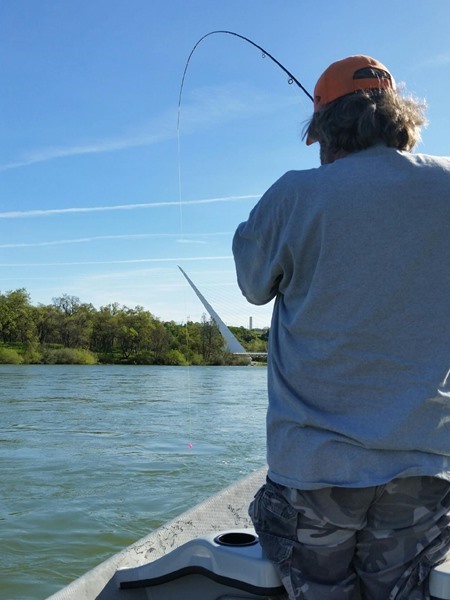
[249,316,253,330]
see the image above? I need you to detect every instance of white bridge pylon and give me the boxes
[178,265,254,355]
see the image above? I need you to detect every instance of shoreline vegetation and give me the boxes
[0,289,268,366]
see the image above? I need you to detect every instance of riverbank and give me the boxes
[0,343,261,366]
[0,343,267,366]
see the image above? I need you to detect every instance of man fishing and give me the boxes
[233,55,450,599]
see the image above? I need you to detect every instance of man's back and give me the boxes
[233,144,450,489]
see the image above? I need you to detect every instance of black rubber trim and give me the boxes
[119,564,285,596]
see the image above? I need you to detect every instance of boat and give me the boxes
[45,467,284,600]
[46,465,450,600]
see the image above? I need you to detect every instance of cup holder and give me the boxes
[214,531,259,547]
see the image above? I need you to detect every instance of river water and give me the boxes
[1,364,267,600]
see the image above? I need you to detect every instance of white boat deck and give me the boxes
[46,467,268,600]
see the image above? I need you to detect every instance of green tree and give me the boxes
[0,347,22,364]
[200,314,225,364]
[65,304,94,349]
[32,304,62,345]
[149,319,172,364]
[164,348,188,365]
[229,326,269,353]
[0,289,37,344]
[52,295,94,348]
[116,306,155,360]
[52,294,80,316]
[90,304,120,354]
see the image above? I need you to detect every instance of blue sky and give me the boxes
[1,0,450,328]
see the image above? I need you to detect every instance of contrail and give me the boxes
[0,231,232,249]
[0,255,234,267]
[0,195,260,219]
[0,84,298,172]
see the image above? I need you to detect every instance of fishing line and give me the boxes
[176,64,193,451]
[176,31,312,450]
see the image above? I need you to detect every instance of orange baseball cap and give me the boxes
[307,55,395,145]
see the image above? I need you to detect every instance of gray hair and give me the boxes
[304,88,427,153]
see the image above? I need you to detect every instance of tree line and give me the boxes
[0,289,269,365]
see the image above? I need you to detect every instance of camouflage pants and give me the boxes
[249,476,450,600]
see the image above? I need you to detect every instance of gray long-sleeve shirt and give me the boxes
[233,144,450,489]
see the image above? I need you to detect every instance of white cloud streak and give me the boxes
[1,82,299,172]
[0,255,234,267]
[0,194,259,219]
[0,231,232,249]
[0,133,169,172]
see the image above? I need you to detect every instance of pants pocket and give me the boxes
[249,481,297,564]
[391,527,450,600]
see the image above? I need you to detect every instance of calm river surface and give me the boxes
[1,364,267,600]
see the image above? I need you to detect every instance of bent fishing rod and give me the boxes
[178,30,314,125]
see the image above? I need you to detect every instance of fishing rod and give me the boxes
[175,30,313,219]
[177,30,313,127]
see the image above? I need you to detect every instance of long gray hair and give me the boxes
[304,88,427,153]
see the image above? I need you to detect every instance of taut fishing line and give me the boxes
[176,31,313,449]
